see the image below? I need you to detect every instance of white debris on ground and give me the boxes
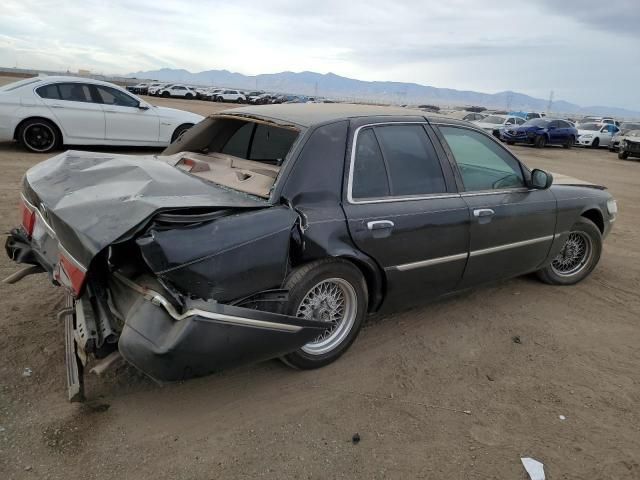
[521,457,545,480]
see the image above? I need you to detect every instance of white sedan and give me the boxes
[472,114,525,137]
[576,123,620,148]
[0,76,203,153]
[157,84,198,99]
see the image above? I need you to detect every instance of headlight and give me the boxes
[607,199,618,215]
[582,134,593,138]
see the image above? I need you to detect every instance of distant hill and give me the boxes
[128,68,639,118]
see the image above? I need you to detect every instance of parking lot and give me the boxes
[0,96,639,479]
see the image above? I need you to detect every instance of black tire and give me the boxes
[185,93,193,99]
[280,259,368,370]
[563,136,574,149]
[170,123,194,143]
[161,91,170,98]
[536,217,602,286]
[618,150,629,160]
[506,141,515,145]
[215,96,222,102]
[17,118,60,153]
[535,135,547,148]
[591,137,600,149]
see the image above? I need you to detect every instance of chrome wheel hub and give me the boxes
[296,278,357,355]
[551,232,592,277]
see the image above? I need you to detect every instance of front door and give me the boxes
[434,124,557,288]
[93,85,160,143]
[343,121,469,310]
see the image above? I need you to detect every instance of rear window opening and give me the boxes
[163,116,301,198]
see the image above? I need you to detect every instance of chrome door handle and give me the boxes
[367,220,394,230]
[50,104,64,108]
[473,209,495,218]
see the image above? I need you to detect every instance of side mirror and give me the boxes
[530,169,553,189]
[138,102,150,110]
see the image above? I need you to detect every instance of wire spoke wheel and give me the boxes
[23,123,55,152]
[296,278,357,355]
[551,231,593,277]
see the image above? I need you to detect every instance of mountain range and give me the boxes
[128,68,639,118]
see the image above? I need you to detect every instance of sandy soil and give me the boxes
[0,97,639,479]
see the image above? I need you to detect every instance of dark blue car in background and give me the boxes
[500,118,578,148]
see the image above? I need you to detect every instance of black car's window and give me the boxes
[374,125,446,196]
[558,120,571,128]
[221,122,298,163]
[352,128,390,199]
[439,126,525,191]
[549,120,561,128]
[515,117,525,125]
[95,86,139,107]
[250,124,298,161]
[36,84,61,100]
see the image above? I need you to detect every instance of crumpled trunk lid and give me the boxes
[22,150,268,267]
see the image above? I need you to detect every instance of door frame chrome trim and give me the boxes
[469,235,554,257]
[346,122,457,205]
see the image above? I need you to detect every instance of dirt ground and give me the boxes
[0,95,639,480]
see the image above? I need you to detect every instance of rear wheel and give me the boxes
[591,137,600,148]
[280,259,367,369]
[535,135,547,148]
[18,118,60,153]
[536,218,602,285]
[170,123,194,143]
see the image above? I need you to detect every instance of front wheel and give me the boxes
[536,218,602,286]
[535,135,547,148]
[18,118,60,153]
[563,136,574,149]
[591,137,600,149]
[280,259,368,369]
[185,93,193,99]
[618,150,629,160]
[170,123,194,143]
[506,141,515,145]
[161,91,170,98]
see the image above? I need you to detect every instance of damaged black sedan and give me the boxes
[5,104,617,400]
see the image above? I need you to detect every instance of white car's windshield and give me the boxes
[579,123,600,131]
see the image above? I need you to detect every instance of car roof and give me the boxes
[216,103,468,128]
[21,75,123,88]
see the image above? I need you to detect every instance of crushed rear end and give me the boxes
[5,145,327,401]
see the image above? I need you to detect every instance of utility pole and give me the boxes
[546,90,554,114]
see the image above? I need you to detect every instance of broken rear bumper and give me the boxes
[111,275,327,383]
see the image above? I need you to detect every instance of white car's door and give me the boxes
[94,85,160,143]
[35,82,105,141]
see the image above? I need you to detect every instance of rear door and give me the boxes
[433,124,556,288]
[36,82,105,141]
[93,85,160,143]
[547,120,566,144]
[343,119,469,309]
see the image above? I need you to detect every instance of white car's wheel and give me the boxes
[18,118,60,153]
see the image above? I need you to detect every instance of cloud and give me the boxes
[0,0,637,110]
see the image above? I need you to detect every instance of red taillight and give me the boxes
[57,252,86,297]
[21,199,36,236]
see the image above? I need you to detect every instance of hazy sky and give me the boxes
[1,0,638,108]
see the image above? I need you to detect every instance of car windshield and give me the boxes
[482,115,505,124]
[579,123,600,131]
[524,119,549,127]
[0,77,43,92]
[163,117,301,198]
